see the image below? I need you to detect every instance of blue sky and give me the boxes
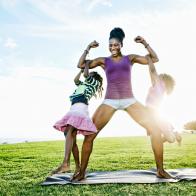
[1,0,196,140]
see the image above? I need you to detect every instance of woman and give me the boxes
[73,27,172,181]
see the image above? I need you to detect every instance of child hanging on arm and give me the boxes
[52,41,103,176]
[145,56,182,144]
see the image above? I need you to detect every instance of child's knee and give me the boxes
[85,134,97,143]
[166,135,175,143]
[72,130,77,137]
[163,132,176,143]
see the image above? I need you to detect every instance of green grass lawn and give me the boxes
[0,134,195,196]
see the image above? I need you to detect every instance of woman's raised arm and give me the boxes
[77,41,105,69]
[129,36,159,65]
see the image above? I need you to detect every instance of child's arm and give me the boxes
[83,61,90,78]
[147,55,160,86]
[74,69,83,85]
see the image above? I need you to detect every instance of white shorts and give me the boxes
[102,98,137,110]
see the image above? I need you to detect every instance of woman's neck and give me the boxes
[110,52,123,59]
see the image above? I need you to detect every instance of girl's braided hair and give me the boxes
[90,71,104,98]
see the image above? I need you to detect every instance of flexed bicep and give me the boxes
[130,54,148,65]
[88,57,105,69]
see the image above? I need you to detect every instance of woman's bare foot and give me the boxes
[51,164,71,175]
[175,132,182,146]
[71,171,85,182]
[157,169,174,179]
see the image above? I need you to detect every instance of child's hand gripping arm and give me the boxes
[146,55,160,86]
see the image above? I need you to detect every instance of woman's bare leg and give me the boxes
[72,104,116,181]
[125,102,173,178]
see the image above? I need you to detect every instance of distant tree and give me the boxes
[184,120,196,130]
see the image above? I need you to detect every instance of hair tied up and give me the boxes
[109,27,125,45]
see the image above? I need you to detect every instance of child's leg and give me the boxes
[154,118,176,143]
[161,135,167,143]
[161,129,175,143]
[150,109,175,144]
[174,132,182,146]
[162,129,182,145]
[63,126,76,165]
[71,130,80,176]
[52,125,75,174]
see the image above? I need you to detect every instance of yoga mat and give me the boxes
[42,168,196,185]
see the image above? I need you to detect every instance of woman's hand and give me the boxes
[134,36,149,48]
[87,40,99,50]
[134,36,145,43]
[134,35,147,44]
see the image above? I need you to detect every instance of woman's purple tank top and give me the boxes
[104,55,134,99]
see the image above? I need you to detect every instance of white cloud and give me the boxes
[1,0,196,44]
[101,0,112,7]
[9,1,194,45]
[27,0,86,23]
[0,0,20,7]
[4,38,17,49]
[87,0,112,11]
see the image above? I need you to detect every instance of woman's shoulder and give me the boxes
[93,57,106,62]
[91,57,106,68]
[127,54,136,63]
[122,54,134,65]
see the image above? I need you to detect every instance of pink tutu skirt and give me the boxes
[53,103,97,136]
